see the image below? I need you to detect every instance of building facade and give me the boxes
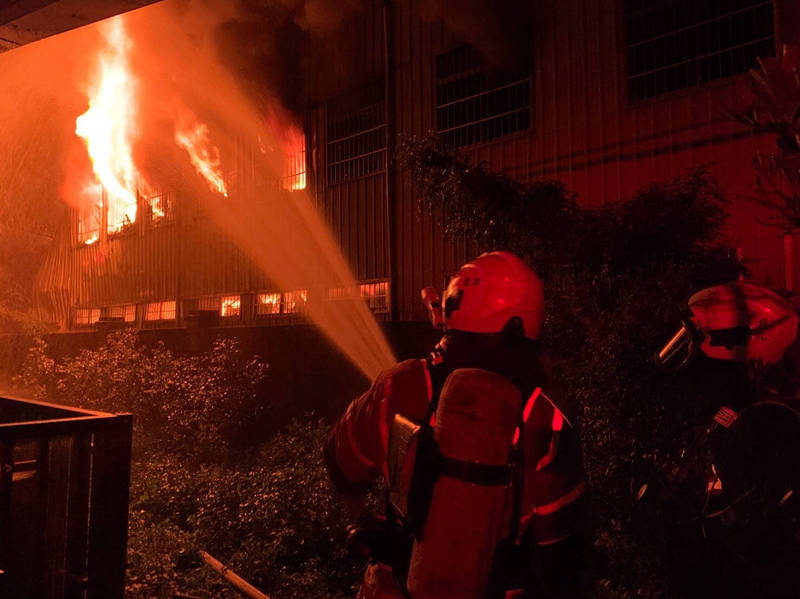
[37,0,800,331]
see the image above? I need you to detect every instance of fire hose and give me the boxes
[199,551,271,599]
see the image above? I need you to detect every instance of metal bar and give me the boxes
[435,77,530,110]
[326,147,387,168]
[0,440,12,598]
[64,434,91,599]
[436,107,531,135]
[628,36,775,80]
[86,415,132,599]
[0,395,110,418]
[626,2,773,49]
[327,123,386,145]
[0,415,125,439]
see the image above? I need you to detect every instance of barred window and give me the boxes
[145,300,176,321]
[255,292,282,315]
[220,295,241,318]
[143,190,175,226]
[626,0,775,102]
[435,45,531,148]
[73,307,101,326]
[327,82,386,185]
[77,187,103,246]
[107,304,136,323]
[360,281,389,314]
[283,290,308,314]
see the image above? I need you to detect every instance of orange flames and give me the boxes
[265,102,307,191]
[75,17,142,235]
[174,115,229,197]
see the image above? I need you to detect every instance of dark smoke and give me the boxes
[207,0,534,115]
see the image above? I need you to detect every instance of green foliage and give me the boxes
[16,332,364,598]
[126,419,361,599]
[17,329,270,451]
[399,135,745,598]
[724,44,800,231]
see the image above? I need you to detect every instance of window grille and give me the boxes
[360,281,389,313]
[196,296,220,312]
[255,292,282,316]
[73,308,100,326]
[626,0,775,102]
[327,83,386,185]
[283,290,308,314]
[220,295,241,318]
[282,144,308,191]
[77,187,103,245]
[143,190,175,226]
[107,304,136,322]
[144,300,176,321]
[435,45,531,148]
[106,191,137,236]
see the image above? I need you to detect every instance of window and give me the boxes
[282,132,307,191]
[435,45,531,148]
[77,186,103,245]
[283,289,308,314]
[106,304,136,322]
[220,295,241,318]
[255,292,282,316]
[143,190,175,226]
[626,0,775,102]
[73,308,100,326]
[360,281,390,314]
[107,190,137,236]
[327,82,386,185]
[145,300,176,321]
[197,295,241,318]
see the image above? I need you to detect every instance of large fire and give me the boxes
[75,17,141,235]
[174,116,229,197]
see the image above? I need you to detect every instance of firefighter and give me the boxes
[655,281,800,599]
[325,251,588,598]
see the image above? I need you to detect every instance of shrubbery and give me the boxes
[17,331,366,598]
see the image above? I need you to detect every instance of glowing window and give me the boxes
[108,304,136,322]
[74,308,101,326]
[145,300,176,321]
[626,0,775,102]
[360,281,390,313]
[107,192,137,235]
[77,188,103,245]
[282,138,307,191]
[435,45,531,148]
[143,190,175,225]
[256,292,282,315]
[221,295,241,318]
[283,290,308,314]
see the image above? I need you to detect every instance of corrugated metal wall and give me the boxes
[38,0,798,326]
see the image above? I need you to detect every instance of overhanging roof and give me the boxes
[0,0,160,52]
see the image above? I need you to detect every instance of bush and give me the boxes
[126,419,362,599]
[17,329,270,451]
[16,331,366,598]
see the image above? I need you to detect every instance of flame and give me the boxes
[265,102,307,191]
[283,124,306,191]
[174,117,228,196]
[75,17,141,235]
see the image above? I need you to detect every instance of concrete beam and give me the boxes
[0,0,160,52]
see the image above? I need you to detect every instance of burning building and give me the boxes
[1,0,798,365]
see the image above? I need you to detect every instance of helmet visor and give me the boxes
[655,321,698,371]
